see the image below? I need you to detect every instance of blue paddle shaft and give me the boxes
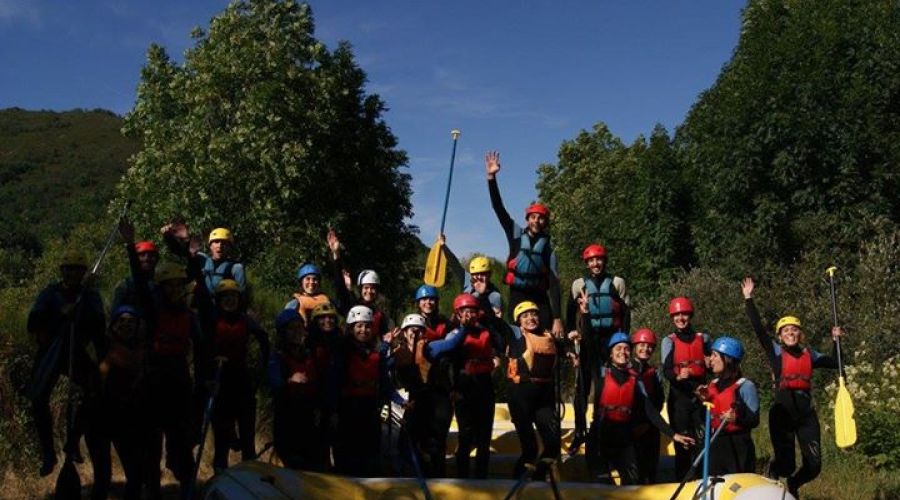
[438,134,459,235]
[702,404,712,498]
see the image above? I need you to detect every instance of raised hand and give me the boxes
[327,229,341,259]
[741,276,755,299]
[485,151,501,179]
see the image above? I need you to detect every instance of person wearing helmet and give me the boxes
[141,260,203,495]
[485,151,563,337]
[27,249,106,476]
[199,227,246,294]
[331,305,399,476]
[285,262,332,323]
[112,238,160,313]
[268,309,330,471]
[412,284,451,341]
[741,278,843,497]
[89,305,149,499]
[584,330,695,485]
[425,293,503,479]
[440,235,504,321]
[628,328,664,484]
[327,230,395,339]
[695,336,760,476]
[659,296,711,479]
[198,279,270,472]
[309,301,341,342]
[505,301,575,480]
[390,313,452,477]
[568,243,631,454]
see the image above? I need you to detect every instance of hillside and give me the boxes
[0,108,137,253]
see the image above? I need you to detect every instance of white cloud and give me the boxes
[0,0,41,26]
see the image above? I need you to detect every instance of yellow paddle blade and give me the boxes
[423,241,446,287]
[835,376,857,448]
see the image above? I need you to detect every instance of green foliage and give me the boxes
[537,124,690,296]
[676,0,900,270]
[117,0,417,301]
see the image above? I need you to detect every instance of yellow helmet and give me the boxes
[155,261,187,283]
[514,301,539,321]
[215,279,241,295]
[60,249,88,268]
[311,302,338,320]
[208,227,233,244]
[775,315,802,334]
[468,256,491,275]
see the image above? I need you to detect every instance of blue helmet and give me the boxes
[711,336,744,361]
[297,263,321,280]
[275,309,303,331]
[415,285,438,302]
[111,304,141,322]
[607,331,630,350]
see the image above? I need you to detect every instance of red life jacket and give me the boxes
[283,352,319,398]
[424,321,449,342]
[779,349,812,391]
[343,349,380,398]
[462,328,494,375]
[670,332,707,379]
[630,363,659,400]
[214,315,249,365]
[153,308,191,357]
[709,378,746,433]
[597,369,637,423]
[372,309,386,337]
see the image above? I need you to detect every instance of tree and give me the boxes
[537,123,688,296]
[116,0,418,297]
[676,0,900,271]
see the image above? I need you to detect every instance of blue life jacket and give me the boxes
[203,259,236,293]
[584,275,621,331]
[504,233,549,290]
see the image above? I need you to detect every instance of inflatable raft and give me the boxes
[204,402,794,499]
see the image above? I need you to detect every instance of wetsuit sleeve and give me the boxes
[613,277,631,332]
[660,335,677,385]
[565,278,583,332]
[425,327,465,360]
[488,177,515,241]
[442,244,466,287]
[329,255,354,315]
[547,250,562,320]
[745,298,778,369]
[267,353,284,390]
[734,380,760,429]
[638,382,675,437]
[811,346,839,369]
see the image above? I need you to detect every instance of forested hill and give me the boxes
[0,108,137,254]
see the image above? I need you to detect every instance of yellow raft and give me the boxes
[203,403,793,499]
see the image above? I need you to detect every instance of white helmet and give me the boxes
[358,269,380,286]
[400,313,427,331]
[347,305,374,324]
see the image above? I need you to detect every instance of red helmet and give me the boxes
[135,241,159,254]
[525,203,550,218]
[630,328,657,346]
[582,244,607,261]
[453,293,479,311]
[668,297,694,315]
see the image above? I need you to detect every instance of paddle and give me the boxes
[55,201,130,499]
[667,416,729,500]
[826,266,857,449]
[423,129,460,287]
[187,356,228,499]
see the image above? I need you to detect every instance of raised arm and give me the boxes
[742,277,777,365]
[485,151,515,239]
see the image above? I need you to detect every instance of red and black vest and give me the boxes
[343,349,380,398]
[372,309,386,337]
[670,332,707,379]
[630,363,659,400]
[709,378,746,433]
[597,369,637,423]
[779,349,812,391]
[462,328,494,375]
[283,352,320,398]
[214,315,249,365]
[153,308,191,357]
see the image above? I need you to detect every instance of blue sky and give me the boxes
[0,0,744,261]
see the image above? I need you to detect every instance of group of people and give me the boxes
[27,152,843,499]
